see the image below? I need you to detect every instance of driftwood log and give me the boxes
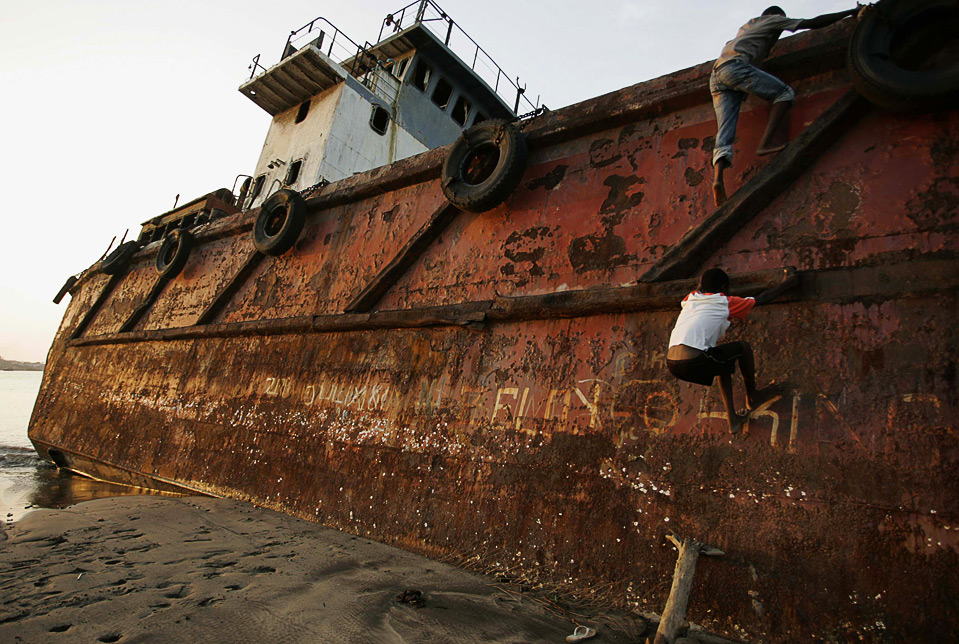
[652,532,725,644]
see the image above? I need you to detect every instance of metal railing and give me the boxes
[245,2,540,114]
[247,16,399,104]
[377,0,539,114]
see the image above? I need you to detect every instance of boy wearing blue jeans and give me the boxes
[666,268,798,433]
[711,5,860,206]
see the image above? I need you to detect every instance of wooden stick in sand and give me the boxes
[652,531,725,644]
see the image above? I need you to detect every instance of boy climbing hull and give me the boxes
[30,16,959,644]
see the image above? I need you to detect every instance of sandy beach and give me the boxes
[1,495,649,644]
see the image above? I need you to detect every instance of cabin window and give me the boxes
[286,160,302,185]
[451,96,472,125]
[472,112,487,126]
[250,175,266,201]
[394,57,410,79]
[294,100,311,124]
[431,78,453,110]
[370,105,390,135]
[411,60,432,91]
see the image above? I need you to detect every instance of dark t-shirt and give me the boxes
[716,15,804,68]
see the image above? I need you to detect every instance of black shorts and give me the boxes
[667,342,747,387]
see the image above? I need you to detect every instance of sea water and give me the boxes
[0,371,165,523]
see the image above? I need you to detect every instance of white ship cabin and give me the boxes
[236,0,537,211]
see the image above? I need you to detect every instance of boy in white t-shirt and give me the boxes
[667,267,798,433]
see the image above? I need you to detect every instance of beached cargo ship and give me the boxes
[30,1,959,641]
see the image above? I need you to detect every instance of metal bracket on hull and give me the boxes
[118,275,171,333]
[196,249,266,326]
[345,200,461,313]
[68,270,128,340]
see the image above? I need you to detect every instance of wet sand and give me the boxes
[1,496,649,644]
[1,447,177,523]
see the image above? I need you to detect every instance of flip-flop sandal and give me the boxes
[566,625,597,642]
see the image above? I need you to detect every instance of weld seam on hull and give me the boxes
[65,257,959,348]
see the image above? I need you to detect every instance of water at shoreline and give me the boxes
[1,371,171,523]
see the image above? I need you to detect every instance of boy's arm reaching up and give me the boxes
[796,7,859,30]
[753,267,799,305]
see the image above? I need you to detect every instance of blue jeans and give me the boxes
[710,59,795,165]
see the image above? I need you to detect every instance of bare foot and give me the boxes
[756,143,788,157]
[728,411,749,435]
[712,181,727,207]
[746,384,785,411]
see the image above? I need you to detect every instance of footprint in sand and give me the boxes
[201,559,237,570]
[162,585,191,599]
[197,596,222,607]
[97,633,121,643]
[48,624,71,633]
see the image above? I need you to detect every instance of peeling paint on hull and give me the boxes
[30,25,959,643]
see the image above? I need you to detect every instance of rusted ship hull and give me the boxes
[31,25,959,642]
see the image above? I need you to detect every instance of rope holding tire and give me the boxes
[156,229,193,279]
[441,119,528,213]
[848,0,959,112]
[254,189,307,256]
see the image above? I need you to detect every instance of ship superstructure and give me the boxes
[236,0,537,209]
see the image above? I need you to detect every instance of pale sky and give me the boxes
[0,0,854,362]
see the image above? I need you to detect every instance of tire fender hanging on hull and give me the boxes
[848,0,959,112]
[441,119,528,213]
[254,189,307,256]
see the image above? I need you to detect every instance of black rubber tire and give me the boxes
[848,0,959,112]
[441,119,528,213]
[100,241,140,275]
[254,189,307,256]
[155,229,193,279]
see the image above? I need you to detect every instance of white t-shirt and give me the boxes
[668,292,756,351]
[716,15,804,68]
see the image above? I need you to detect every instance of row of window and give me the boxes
[407,58,485,127]
[289,55,485,136]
